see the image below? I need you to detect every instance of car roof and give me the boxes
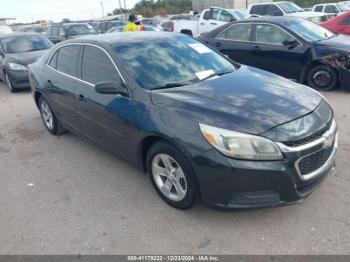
[59,32,182,46]
[0,32,41,40]
[242,16,303,23]
[250,2,286,6]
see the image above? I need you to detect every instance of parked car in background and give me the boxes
[248,2,328,23]
[0,33,52,92]
[200,16,350,91]
[322,11,350,35]
[163,7,247,36]
[106,25,161,33]
[29,32,337,210]
[0,26,13,34]
[96,20,127,34]
[312,3,350,16]
[17,26,48,35]
[141,18,163,31]
[46,23,98,43]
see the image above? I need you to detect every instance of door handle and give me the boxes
[78,94,86,102]
[252,46,261,53]
[215,42,222,47]
[210,22,217,25]
[200,23,205,25]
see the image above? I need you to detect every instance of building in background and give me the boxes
[192,0,269,12]
[0,18,16,26]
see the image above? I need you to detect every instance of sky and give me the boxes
[0,0,140,24]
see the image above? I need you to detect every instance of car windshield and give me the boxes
[113,35,235,90]
[278,2,303,14]
[1,35,52,53]
[282,19,335,42]
[64,24,97,36]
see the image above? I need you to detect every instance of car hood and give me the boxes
[288,11,325,18]
[316,35,350,53]
[5,49,48,66]
[151,66,322,135]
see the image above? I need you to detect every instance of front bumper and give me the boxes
[191,123,338,210]
[7,69,30,89]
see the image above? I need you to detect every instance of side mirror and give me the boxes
[230,17,236,22]
[95,81,129,96]
[282,39,299,47]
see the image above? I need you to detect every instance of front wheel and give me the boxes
[147,141,199,209]
[307,64,338,91]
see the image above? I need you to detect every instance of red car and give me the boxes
[321,11,350,35]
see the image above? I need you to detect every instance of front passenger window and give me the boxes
[255,24,295,45]
[81,46,121,84]
[218,10,234,22]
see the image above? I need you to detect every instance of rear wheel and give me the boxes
[39,96,66,136]
[4,72,15,93]
[307,64,338,91]
[147,141,199,209]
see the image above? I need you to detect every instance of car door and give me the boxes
[75,44,130,156]
[45,44,81,133]
[209,8,235,32]
[250,23,308,80]
[211,23,254,66]
[0,43,5,80]
[198,10,211,35]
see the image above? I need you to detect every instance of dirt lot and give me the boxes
[0,82,349,255]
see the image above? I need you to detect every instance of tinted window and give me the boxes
[64,24,97,36]
[52,26,59,36]
[81,46,120,84]
[2,35,52,53]
[250,5,265,15]
[265,5,283,16]
[255,24,295,44]
[314,6,324,12]
[211,8,220,20]
[325,5,338,13]
[217,23,252,41]
[49,51,58,69]
[340,15,350,25]
[56,45,80,77]
[203,11,210,20]
[47,26,52,35]
[113,35,235,90]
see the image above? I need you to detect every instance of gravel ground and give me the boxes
[0,83,349,255]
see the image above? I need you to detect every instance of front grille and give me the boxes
[284,129,324,147]
[298,144,334,176]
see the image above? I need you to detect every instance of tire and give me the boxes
[147,141,200,209]
[38,96,66,136]
[4,72,15,93]
[307,64,338,91]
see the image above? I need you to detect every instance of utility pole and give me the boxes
[123,0,127,20]
[118,0,123,16]
[100,1,105,20]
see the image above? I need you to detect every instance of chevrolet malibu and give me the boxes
[29,33,338,210]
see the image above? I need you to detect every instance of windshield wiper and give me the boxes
[151,81,193,90]
[198,70,233,82]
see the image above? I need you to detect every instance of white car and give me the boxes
[312,3,350,15]
[0,26,12,34]
[162,7,248,37]
[247,1,328,23]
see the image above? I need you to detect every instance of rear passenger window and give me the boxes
[217,23,252,42]
[250,5,265,15]
[314,6,324,12]
[52,26,59,36]
[265,5,283,16]
[48,51,58,69]
[325,5,338,13]
[81,46,120,84]
[56,45,80,77]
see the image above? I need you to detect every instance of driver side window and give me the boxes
[255,24,295,45]
[217,10,235,22]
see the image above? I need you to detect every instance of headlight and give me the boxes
[199,123,283,160]
[8,63,27,71]
[309,17,321,24]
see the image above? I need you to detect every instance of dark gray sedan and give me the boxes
[0,33,52,92]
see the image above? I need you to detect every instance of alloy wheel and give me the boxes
[40,101,54,130]
[151,154,188,202]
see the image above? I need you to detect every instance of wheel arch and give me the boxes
[300,59,340,84]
